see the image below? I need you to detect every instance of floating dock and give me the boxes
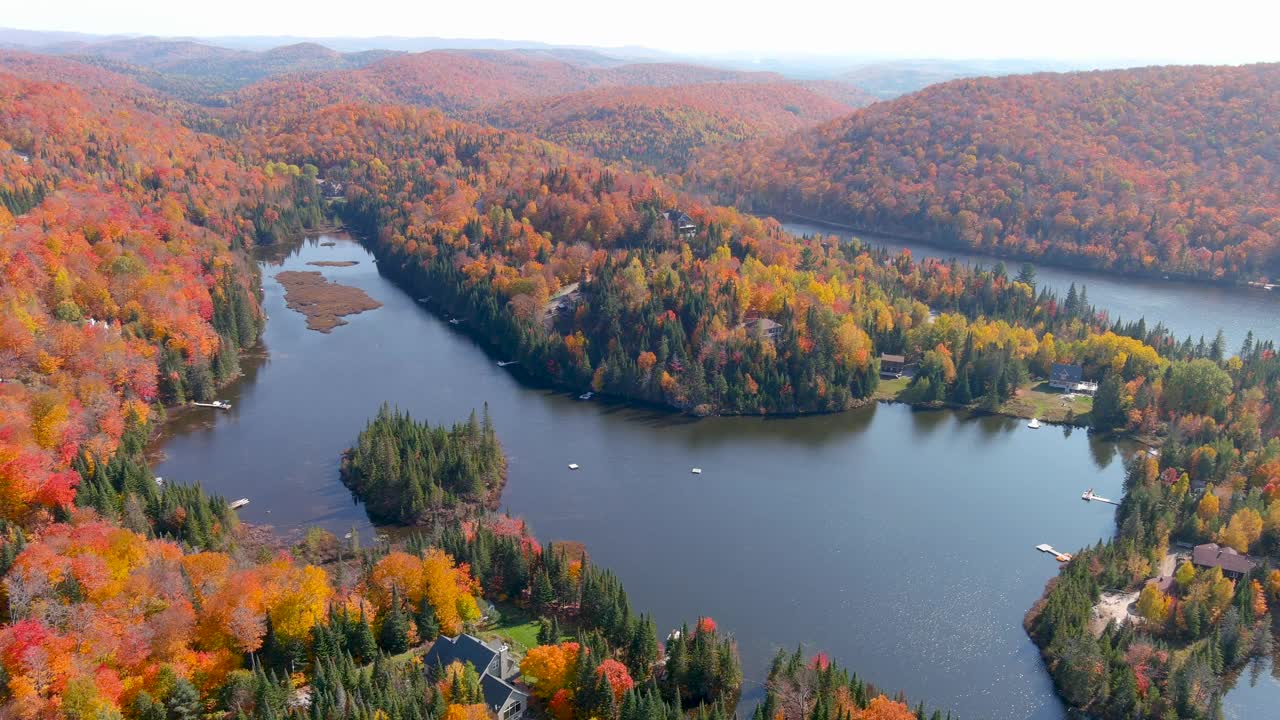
[1036,544,1073,562]
[1081,489,1119,505]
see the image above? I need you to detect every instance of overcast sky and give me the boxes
[8,0,1279,64]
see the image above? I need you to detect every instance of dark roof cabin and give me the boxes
[663,210,697,238]
[1191,543,1257,578]
[1050,363,1084,388]
[423,635,528,720]
[880,354,906,377]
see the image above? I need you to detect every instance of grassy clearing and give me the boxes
[873,374,1092,425]
[999,382,1093,424]
[873,375,911,401]
[478,602,542,653]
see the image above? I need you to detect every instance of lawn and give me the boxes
[477,602,542,653]
[872,374,1092,425]
[998,382,1093,424]
[873,374,911,401]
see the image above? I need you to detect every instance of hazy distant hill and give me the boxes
[38,38,397,100]
[689,64,1280,279]
[478,82,859,171]
[837,59,1083,98]
[231,50,848,115]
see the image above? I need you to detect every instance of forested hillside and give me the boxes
[688,64,1280,280]
[479,83,856,171]
[230,50,863,119]
[4,39,1280,720]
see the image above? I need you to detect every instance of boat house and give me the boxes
[423,634,529,720]
[1191,543,1257,579]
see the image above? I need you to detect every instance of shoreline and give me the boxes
[767,209,1279,292]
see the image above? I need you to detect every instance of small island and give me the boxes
[276,270,381,332]
[340,404,506,524]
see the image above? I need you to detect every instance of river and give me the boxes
[152,233,1278,718]
[782,221,1278,352]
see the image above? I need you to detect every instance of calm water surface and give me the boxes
[783,221,1278,351]
[153,234,1275,718]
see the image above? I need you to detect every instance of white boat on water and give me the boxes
[497,360,519,367]
[1027,417,1041,429]
[193,400,231,410]
[690,468,702,475]
[568,463,580,470]
[578,391,594,400]
[448,318,461,325]
[229,498,250,510]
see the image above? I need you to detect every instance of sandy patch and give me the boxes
[306,260,359,267]
[1090,590,1140,637]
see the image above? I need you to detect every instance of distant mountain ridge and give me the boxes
[688,63,1280,280]
[477,81,866,171]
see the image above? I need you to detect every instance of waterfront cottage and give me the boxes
[423,634,529,720]
[880,354,906,377]
[1191,543,1257,579]
[1049,363,1098,395]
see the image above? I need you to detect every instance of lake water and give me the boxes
[152,233,1276,718]
[783,221,1279,351]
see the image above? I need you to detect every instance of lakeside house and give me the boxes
[1049,363,1098,395]
[663,209,697,239]
[880,354,906,378]
[1191,543,1257,579]
[422,634,529,720]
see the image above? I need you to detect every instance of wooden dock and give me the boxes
[1081,490,1119,505]
[1036,544,1073,562]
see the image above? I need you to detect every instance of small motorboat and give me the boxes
[497,360,519,367]
[578,391,594,400]
[1027,417,1041,429]
[690,468,702,475]
[229,498,250,510]
[193,400,231,410]
[449,318,461,325]
[568,463,580,470]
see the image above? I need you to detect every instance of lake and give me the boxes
[152,233,1277,718]
[782,221,1278,352]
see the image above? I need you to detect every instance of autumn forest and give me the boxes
[1,27,1279,720]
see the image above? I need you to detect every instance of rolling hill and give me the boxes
[688,64,1280,280]
[477,82,860,170]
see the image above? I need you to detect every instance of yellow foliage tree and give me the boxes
[1218,507,1263,553]
[1135,583,1171,625]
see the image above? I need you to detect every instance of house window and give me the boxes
[501,702,522,720]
